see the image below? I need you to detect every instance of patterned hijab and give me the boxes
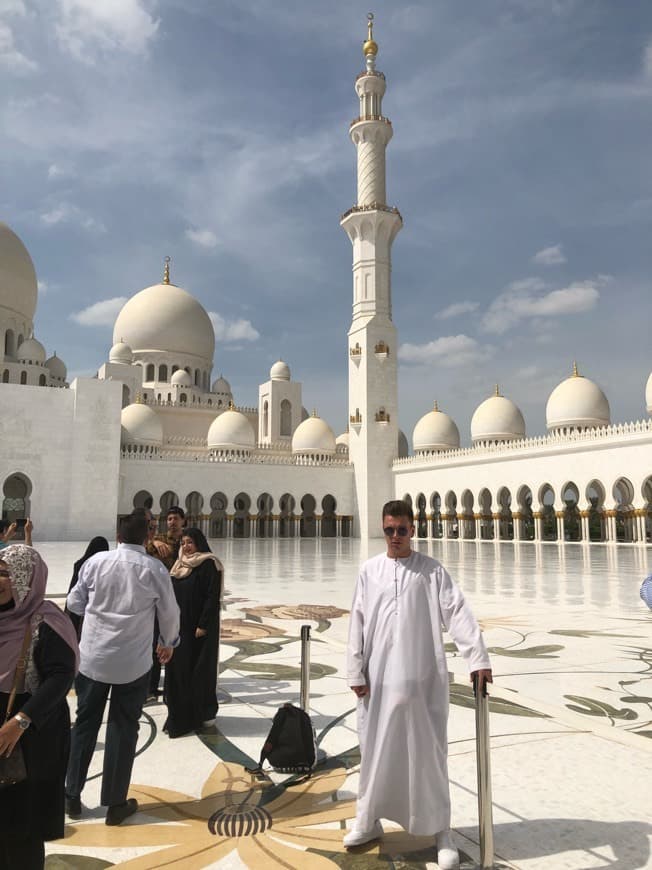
[0,545,79,693]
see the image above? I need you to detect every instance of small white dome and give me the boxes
[292,412,336,455]
[397,430,409,458]
[16,336,46,364]
[546,364,610,430]
[212,374,232,394]
[646,372,652,415]
[109,341,133,364]
[471,388,525,444]
[45,353,67,380]
[413,403,459,452]
[270,359,291,381]
[121,403,163,447]
[336,431,349,448]
[0,223,38,324]
[207,407,256,450]
[171,369,193,387]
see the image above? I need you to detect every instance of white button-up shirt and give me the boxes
[67,543,180,684]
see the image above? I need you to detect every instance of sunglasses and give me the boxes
[383,526,410,537]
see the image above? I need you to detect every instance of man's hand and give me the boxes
[351,684,368,698]
[152,540,172,559]
[195,628,207,638]
[24,518,33,547]
[471,669,493,695]
[157,645,174,664]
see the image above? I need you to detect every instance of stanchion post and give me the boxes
[473,672,494,869]
[300,624,311,712]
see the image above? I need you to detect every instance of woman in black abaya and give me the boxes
[164,528,222,738]
[65,536,109,639]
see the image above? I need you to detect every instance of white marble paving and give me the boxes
[35,537,652,869]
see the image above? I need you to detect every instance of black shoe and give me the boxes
[65,795,82,819]
[105,798,138,826]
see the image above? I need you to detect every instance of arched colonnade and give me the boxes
[405,475,652,544]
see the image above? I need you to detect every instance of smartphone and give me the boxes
[14,518,27,529]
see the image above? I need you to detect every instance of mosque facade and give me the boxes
[1,20,651,545]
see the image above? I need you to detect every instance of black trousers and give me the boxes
[65,670,149,807]
[0,835,44,870]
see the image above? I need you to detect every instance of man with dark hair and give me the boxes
[345,500,492,869]
[152,506,186,570]
[65,513,180,826]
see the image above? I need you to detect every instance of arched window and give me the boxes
[4,330,15,358]
[194,369,200,386]
[158,364,168,382]
[122,384,131,408]
[280,399,291,437]
[146,363,155,381]
[172,365,179,374]
[20,371,27,385]
[180,393,187,404]
[263,400,269,436]
[2,370,9,383]
[38,374,46,386]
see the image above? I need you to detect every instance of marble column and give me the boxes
[512,512,521,541]
[492,513,501,541]
[555,511,565,542]
[580,510,590,542]
[533,512,543,542]
[226,514,234,538]
[605,511,617,543]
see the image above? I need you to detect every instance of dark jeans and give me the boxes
[65,671,149,807]
[0,835,44,870]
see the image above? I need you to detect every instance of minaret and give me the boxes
[341,14,402,539]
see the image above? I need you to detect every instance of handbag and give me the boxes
[0,626,32,789]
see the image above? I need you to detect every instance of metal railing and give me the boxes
[473,673,494,869]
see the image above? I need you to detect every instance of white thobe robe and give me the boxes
[347,550,490,835]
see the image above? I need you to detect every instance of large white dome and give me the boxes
[171,369,193,387]
[17,336,46,365]
[113,281,215,363]
[121,403,163,447]
[413,403,460,452]
[546,365,610,431]
[471,389,525,444]
[292,412,336,455]
[207,408,255,450]
[646,372,652,415]
[0,223,38,323]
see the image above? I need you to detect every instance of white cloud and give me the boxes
[47,163,67,179]
[645,40,652,77]
[40,202,105,232]
[531,244,566,266]
[482,277,604,334]
[70,296,127,326]
[185,227,218,249]
[0,21,37,73]
[209,311,260,343]
[435,300,479,320]
[399,334,491,367]
[55,0,160,61]
[37,279,48,294]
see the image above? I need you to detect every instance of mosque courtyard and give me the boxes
[39,538,652,870]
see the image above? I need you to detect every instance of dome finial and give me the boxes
[433,400,439,412]
[363,12,378,66]
[494,384,501,397]
[572,360,580,377]
[311,408,318,417]
[163,255,171,285]
[228,399,235,410]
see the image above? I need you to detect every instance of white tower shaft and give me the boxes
[341,18,402,540]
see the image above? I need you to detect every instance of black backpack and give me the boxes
[246,703,316,778]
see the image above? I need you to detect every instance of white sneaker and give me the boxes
[343,819,383,848]
[436,829,459,869]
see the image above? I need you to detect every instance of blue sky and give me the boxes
[2,0,652,444]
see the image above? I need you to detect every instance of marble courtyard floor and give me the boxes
[37,538,652,870]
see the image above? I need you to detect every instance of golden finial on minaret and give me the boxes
[572,360,580,377]
[135,392,142,404]
[494,384,501,397]
[433,400,439,412]
[363,12,378,57]
[163,255,171,285]
[311,408,318,417]
[228,400,235,410]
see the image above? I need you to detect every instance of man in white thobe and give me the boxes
[345,500,492,869]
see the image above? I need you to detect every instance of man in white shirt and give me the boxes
[65,513,180,826]
[345,500,492,870]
